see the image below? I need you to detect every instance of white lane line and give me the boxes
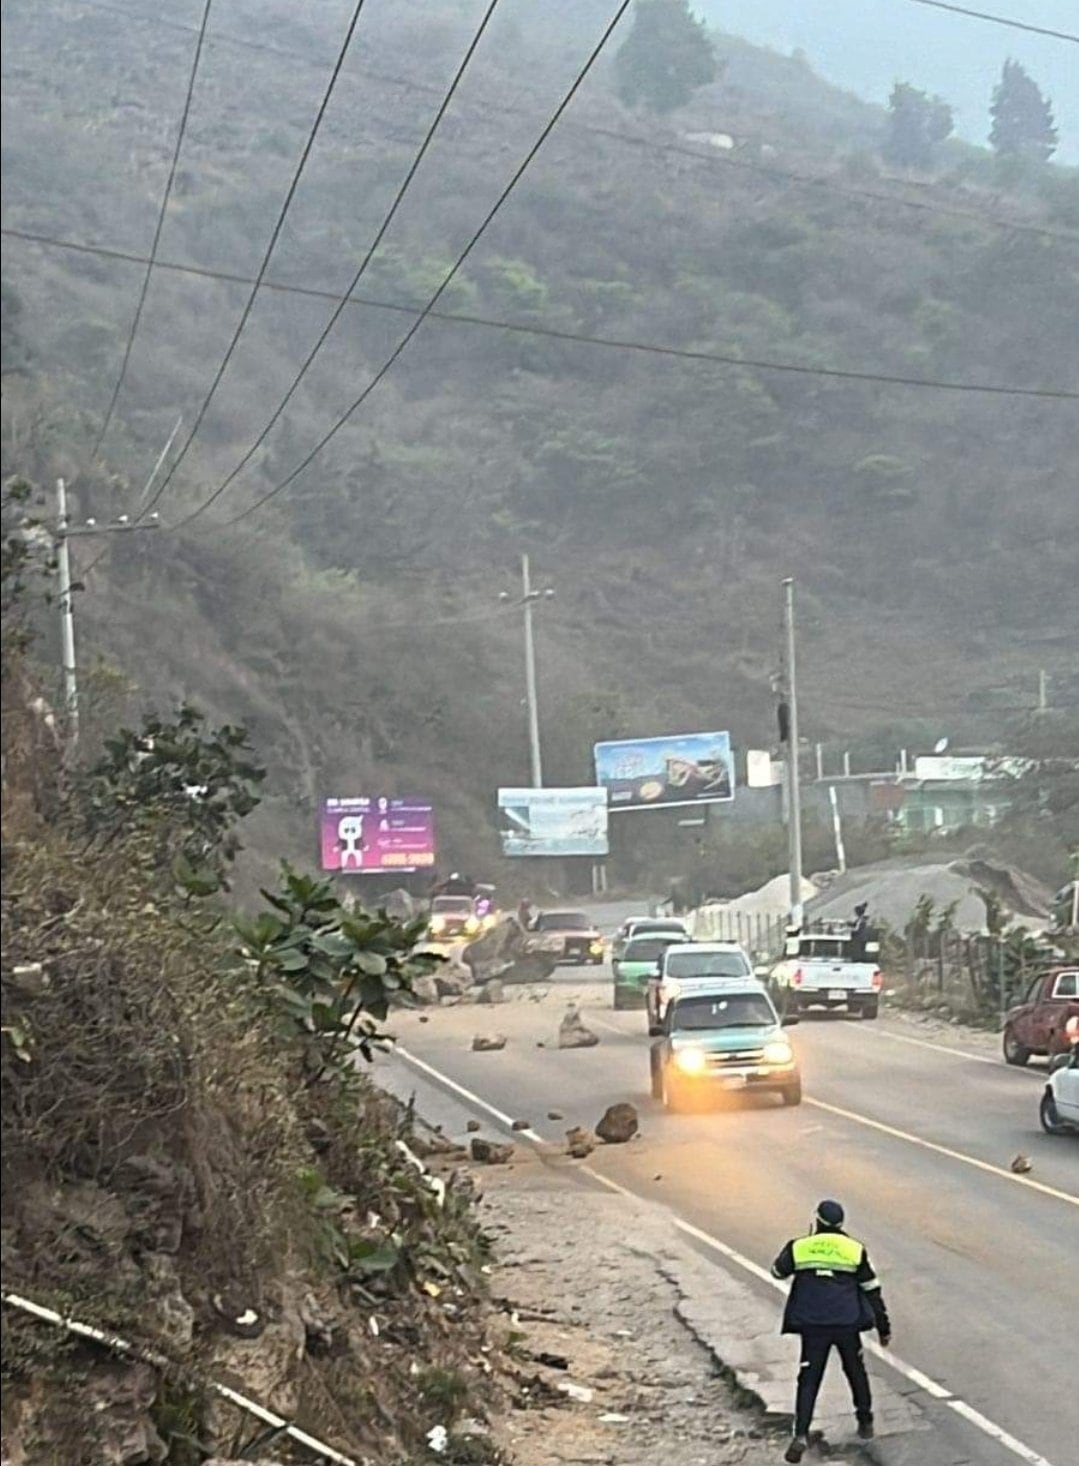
[870,1027,1000,1066]
[803,1097,1078,1207]
[392,1045,1056,1466]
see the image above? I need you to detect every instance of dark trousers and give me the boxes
[795,1328,873,1436]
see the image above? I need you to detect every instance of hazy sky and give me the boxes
[700,0,1077,162]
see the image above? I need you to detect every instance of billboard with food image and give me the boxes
[594,731,735,811]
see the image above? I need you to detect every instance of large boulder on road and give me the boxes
[409,974,440,1006]
[470,1137,514,1165]
[379,887,415,922]
[595,1103,639,1144]
[435,965,473,999]
[463,918,557,984]
[558,1005,599,1050]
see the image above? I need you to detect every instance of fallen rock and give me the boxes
[547,1110,564,1121]
[462,918,525,982]
[410,974,440,1005]
[1011,1153,1033,1174]
[466,1119,481,1133]
[565,1126,596,1159]
[470,1137,514,1165]
[558,1005,600,1049]
[471,1034,508,1052]
[436,965,474,999]
[596,1102,639,1145]
[511,1118,531,1131]
[476,977,505,1004]
[379,887,415,922]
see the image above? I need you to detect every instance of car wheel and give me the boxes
[860,1000,879,1021]
[1003,1026,1031,1067]
[1040,1090,1066,1135]
[781,1080,803,1107]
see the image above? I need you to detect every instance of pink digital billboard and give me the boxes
[319,796,435,874]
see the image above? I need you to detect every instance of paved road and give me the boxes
[376,914,1076,1466]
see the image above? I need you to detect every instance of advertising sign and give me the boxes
[319,796,435,874]
[498,787,609,857]
[594,731,735,811]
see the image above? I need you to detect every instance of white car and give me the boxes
[1040,1045,1079,1134]
[647,941,754,1035]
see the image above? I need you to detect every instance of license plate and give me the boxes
[720,1076,746,1090]
[828,989,847,1000]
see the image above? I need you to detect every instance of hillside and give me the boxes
[2,0,1078,889]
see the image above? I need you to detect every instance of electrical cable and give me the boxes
[141,0,371,516]
[897,0,1079,43]
[8,226,1077,412]
[159,0,504,526]
[86,0,215,463]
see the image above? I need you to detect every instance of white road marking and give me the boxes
[869,1026,1001,1066]
[803,1097,1078,1207]
[392,1044,1057,1466]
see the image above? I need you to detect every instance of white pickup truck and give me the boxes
[768,926,883,1019]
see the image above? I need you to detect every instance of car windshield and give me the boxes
[665,950,750,979]
[624,936,682,961]
[432,897,472,914]
[535,912,590,932]
[672,993,775,1031]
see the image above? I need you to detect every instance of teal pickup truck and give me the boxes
[612,933,692,1009]
[649,980,802,1111]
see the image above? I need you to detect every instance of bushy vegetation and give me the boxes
[1,0,1076,893]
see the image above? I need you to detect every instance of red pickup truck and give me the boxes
[1003,968,1079,1065]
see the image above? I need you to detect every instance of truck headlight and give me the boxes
[674,1047,707,1075]
[430,916,446,933]
[589,940,604,956]
[762,1040,794,1066]
[465,916,480,934]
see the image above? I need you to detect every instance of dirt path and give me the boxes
[479,1155,781,1466]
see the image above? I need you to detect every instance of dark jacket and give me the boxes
[772,1227,890,1335]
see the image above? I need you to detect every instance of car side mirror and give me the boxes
[754,965,770,978]
[782,1013,801,1027]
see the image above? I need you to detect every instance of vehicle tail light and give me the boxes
[792,968,804,987]
[872,969,884,990]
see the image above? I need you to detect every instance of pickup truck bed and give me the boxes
[769,932,883,1019]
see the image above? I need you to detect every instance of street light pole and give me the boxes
[782,577,804,929]
[521,553,543,788]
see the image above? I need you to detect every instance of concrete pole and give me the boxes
[521,553,543,788]
[782,578,803,929]
[56,478,79,746]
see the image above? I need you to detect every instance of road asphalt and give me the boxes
[373,905,1076,1466]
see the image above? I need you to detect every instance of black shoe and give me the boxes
[857,1417,875,1441]
[785,1438,808,1464]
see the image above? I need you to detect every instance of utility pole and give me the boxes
[52,477,160,749]
[501,556,553,788]
[781,578,804,929]
[56,478,78,740]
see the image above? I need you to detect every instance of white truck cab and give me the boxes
[768,923,883,1020]
[647,941,754,1035]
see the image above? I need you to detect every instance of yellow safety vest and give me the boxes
[791,1233,864,1274]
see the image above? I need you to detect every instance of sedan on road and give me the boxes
[527,909,605,965]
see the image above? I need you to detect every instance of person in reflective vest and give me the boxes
[771,1199,892,1463]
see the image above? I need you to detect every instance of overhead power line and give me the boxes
[897,0,1079,43]
[176,0,635,531]
[142,0,371,517]
[7,226,1077,416]
[87,0,215,463]
[164,0,505,527]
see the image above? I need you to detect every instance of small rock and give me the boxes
[558,1005,600,1049]
[418,1014,430,1024]
[547,1110,564,1121]
[472,1033,508,1052]
[558,1380,594,1403]
[470,1137,514,1165]
[511,1118,530,1131]
[596,1102,638,1145]
[565,1125,596,1159]
[466,1120,482,1133]
[1011,1153,1033,1174]
[477,977,505,1004]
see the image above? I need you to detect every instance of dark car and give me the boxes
[528,910,605,966]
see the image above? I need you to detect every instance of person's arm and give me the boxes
[857,1251,892,1343]
[771,1241,795,1280]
